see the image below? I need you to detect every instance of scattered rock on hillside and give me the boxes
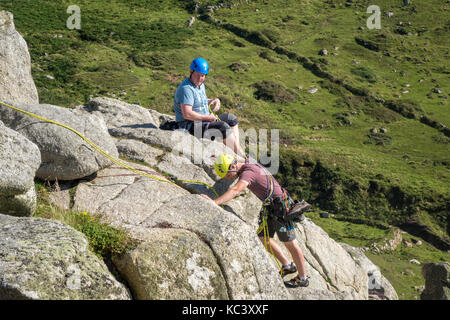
[319,49,328,56]
[187,16,195,28]
[0,214,131,300]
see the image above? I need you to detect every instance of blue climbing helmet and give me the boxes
[190,57,209,75]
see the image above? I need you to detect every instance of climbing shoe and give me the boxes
[284,276,309,288]
[280,262,297,277]
[286,200,311,222]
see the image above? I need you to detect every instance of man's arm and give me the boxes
[213,179,249,205]
[181,103,216,122]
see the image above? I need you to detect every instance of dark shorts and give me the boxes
[185,113,238,139]
[257,207,296,242]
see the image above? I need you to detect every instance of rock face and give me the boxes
[0,121,41,216]
[83,97,174,130]
[0,103,118,180]
[287,220,369,300]
[113,228,229,299]
[0,214,131,300]
[71,97,385,300]
[421,262,450,300]
[0,11,39,105]
[340,243,398,300]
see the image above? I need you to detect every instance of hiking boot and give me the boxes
[280,262,297,277]
[284,276,309,288]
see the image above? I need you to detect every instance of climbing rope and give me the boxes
[253,162,283,276]
[208,101,221,120]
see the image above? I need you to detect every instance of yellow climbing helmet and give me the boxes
[214,154,235,178]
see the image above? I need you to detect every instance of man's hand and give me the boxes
[203,114,217,122]
[210,98,221,113]
[200,194,214,202]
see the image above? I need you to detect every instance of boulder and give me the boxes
[286,220,368,300]
[83,97,174,129]
[0,11,39,105]
[139,194,291,300]
[113,227,229,299]
[340,243,398,300]
[0,121,41,216]
[0,214,131,300]
[421,262,450,300]
[0,103,118,180]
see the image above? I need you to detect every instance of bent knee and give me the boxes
[219,113,239,127]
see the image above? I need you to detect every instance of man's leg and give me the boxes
[283,240,307,278]
[223,132,245,157]
[217,113,245,157]
[258,236,290,266]
[231,124,245,157]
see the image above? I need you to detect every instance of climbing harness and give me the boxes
[0,100,220,198]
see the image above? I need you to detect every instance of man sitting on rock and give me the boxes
[173,57,245,157]
[200,154,312,288]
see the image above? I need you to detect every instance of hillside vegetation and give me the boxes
[1,0,448,247]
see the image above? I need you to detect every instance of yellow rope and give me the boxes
[208,102,220,120]
[257,206,283,276]
[0,100,219,198]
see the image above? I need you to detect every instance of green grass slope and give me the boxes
[1,0,448,248]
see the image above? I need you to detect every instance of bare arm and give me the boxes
[213,180,249,205]
[181,104,216,122]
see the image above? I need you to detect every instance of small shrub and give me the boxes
[351,66,377,83]
[252,81,298,104]
[74,212,137,258]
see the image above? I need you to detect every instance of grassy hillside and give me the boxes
[1,0,448,247]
